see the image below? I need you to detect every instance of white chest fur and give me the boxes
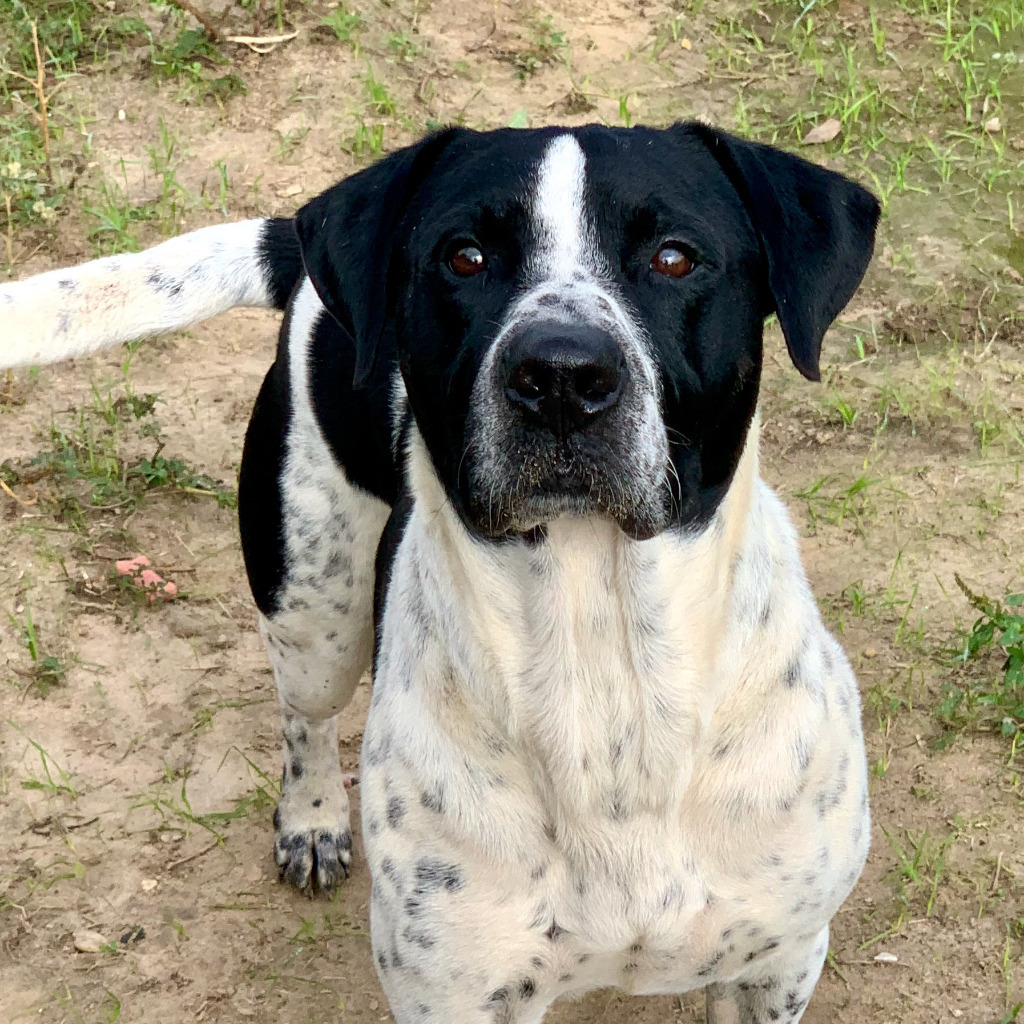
[361,426,869,1007]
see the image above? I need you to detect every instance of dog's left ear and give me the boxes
[295,127,461,388]
[691,123,880,381]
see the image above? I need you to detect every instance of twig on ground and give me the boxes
[8,22,54,181]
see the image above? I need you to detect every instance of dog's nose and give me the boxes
[502,324,626,436]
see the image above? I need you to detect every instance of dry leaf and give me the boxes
[802,118,841,145]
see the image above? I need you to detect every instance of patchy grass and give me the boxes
[2,371,236,536]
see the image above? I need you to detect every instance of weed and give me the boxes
[793,473,884,532]
[128,455,238,509]
[824,391,859,428]
[83,167,158,255]
[363,69,396,116]
[860,826,953,948]
[388,31,419,62]
[936,576,1024,751]
[7,605,66,697]
[343,117,385,162]
[509,13,568,79]
[131,769,275,843]
[322,7,364,47]
[150,26,244,102]
[8,722,80,798]
[151,26,221,78]
[617,94,632,128]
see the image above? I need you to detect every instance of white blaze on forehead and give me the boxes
[532,133,593,277]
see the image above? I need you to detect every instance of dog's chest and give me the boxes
[366,485,868,999]
[506,791,861,998]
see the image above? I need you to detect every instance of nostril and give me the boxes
[573,362,622,405]
[506,360,549,405]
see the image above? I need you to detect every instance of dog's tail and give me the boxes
[0,218,303,369]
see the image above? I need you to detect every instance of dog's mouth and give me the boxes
[465,437,669,541]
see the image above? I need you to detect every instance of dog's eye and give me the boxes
[651,244,694,279]
[448,245,487,278]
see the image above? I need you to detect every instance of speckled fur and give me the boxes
[361,136,871,1023]
[364,424,868,1023]
[264,278,389,889]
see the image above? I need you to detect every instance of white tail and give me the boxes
[0,219,294,369]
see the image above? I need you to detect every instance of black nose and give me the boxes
[502,324,626,437]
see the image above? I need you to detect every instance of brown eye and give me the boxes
[448,245,487,277]
[651,244,694,278]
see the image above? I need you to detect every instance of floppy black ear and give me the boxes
[295,127,461,388]
[691,123,880,381]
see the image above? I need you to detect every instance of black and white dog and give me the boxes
[2,123,879,1024]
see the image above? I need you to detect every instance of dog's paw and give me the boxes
[272,773,356,892]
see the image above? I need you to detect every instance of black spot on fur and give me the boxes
[414,857,465,894]
[420,787,444,814]
[696,950,724,976]
[402,925,436,948]
[387,795,406,829]
[784,658,801,687]
[147,269,184,297]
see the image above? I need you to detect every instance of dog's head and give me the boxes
[296,124,879,540]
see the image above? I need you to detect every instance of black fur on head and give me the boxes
[294,123,879,540]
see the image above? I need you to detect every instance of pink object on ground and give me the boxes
[115,554,178,603]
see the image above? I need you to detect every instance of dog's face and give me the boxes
[297,124,879,540]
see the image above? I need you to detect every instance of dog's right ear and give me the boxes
[295,128,461,388]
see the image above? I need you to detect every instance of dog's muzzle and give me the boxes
[464,317,669,540]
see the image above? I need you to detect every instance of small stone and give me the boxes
[140,878,159,892]
[984,116,1001,134]
[74,929,107,953]
[863,647,877,659]
[117,109,126,121]
[873,951,898,963]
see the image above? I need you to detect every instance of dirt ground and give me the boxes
[2,1,1024,1022]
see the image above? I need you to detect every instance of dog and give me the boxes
[1,122,879,1024]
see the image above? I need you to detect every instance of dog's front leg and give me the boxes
[261,605,374,892]
[707,926,828,1024]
